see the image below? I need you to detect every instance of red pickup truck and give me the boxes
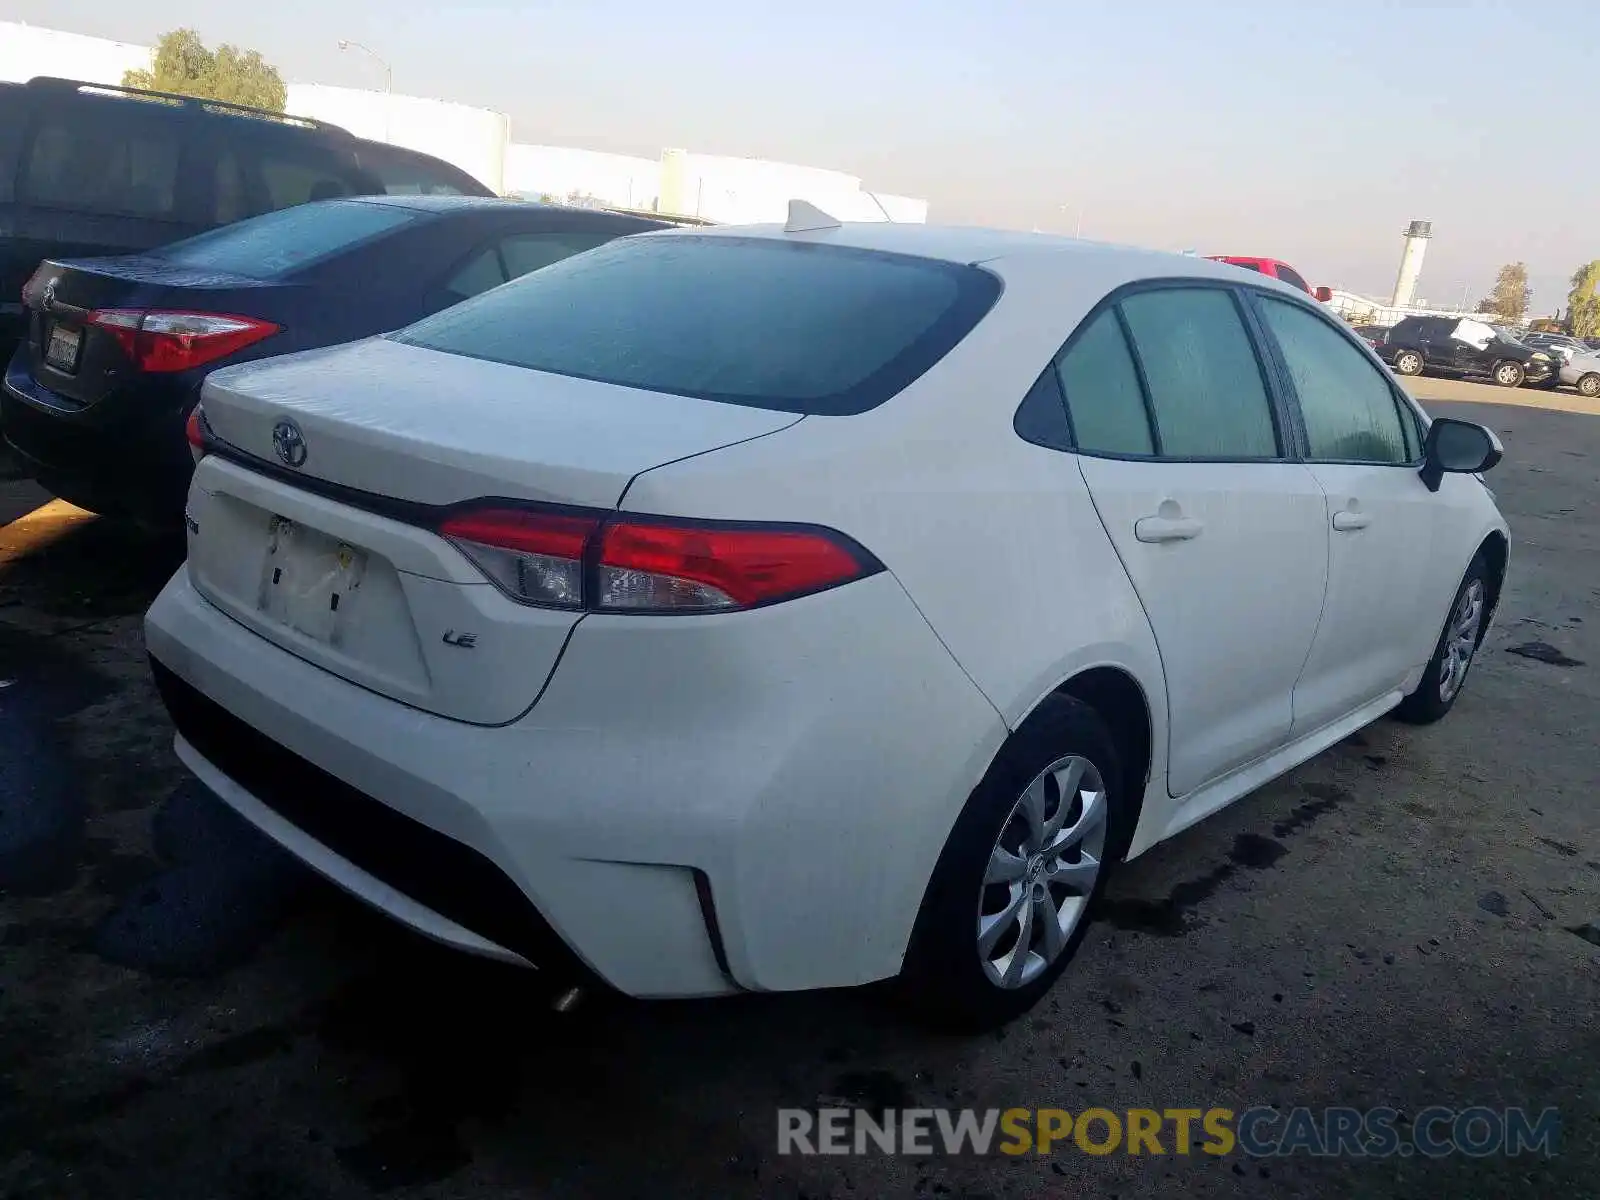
[1207,256,1332,302]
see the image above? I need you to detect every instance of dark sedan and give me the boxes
[3,196,666,522]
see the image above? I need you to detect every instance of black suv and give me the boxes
[0,76,492,357]
[1377,315,1555,388]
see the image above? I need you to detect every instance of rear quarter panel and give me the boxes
[620,249,1177,855]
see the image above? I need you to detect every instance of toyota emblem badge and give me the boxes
[272,419,308,469]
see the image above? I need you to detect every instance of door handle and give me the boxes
[1331,509,1371,531]
[1134,515,1203,543]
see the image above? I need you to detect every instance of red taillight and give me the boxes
[86,309,280,373]
[598,520,868,610]
[438,505,880,613]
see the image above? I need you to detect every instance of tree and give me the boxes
[1475,262,1532,322]
[1567,261,1600,340]
[123,29,286,113]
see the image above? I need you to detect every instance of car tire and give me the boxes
[1393,553,1490,726]
[1491,361,1525,388]
[1393,350,1425,376]
[899,694,1127,1031]
[1577,373,1600,398]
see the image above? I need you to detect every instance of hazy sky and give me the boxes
[7,0,1593,310]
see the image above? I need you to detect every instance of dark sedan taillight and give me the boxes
[20,264,52,309]
[86,309,281,373]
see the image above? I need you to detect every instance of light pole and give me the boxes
[338,39,392,142]
[1059,202,1084,238]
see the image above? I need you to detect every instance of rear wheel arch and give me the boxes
[1052,666,1152,862]
[1476,530,1509,645]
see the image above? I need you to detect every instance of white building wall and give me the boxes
[286,84,508,194]
[658,149,926,224]
[505,145,660,210]
[875,194,930,223]
[674,152,860,223]
[0,21,150,85]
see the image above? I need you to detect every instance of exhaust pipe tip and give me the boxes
[550,985,584,1014]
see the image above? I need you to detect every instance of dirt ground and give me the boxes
[0,381,1595,1198]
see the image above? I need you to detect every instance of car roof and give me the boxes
[658,221,1275,283]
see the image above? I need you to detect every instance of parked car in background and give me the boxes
[1519,331,1588,365]
[0,76,492,358]
[1350,324,1389,350]
[1558,347,1600,397]
[1378,315,1556,388]
[146,227,1507,1029]
[3,196,665,521]
[1206,256,1333,301]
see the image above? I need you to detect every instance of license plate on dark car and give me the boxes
[45,324,82,372]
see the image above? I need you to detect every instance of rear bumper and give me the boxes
[2,350,195,519]
[145,565,1005,997]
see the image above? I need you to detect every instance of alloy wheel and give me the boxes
[1439,579,1485,703]
[978,755,1107,989]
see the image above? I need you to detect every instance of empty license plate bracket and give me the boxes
[257,516,367,644]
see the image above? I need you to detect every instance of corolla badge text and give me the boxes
[272,419,308,468]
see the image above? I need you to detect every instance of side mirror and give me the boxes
[1313,285,1334,303]
[1419,417,1503,492]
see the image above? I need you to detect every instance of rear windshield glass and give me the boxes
[153,200,419,278]
[391,235,1001,415]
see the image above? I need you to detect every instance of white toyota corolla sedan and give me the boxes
[145,214,1508,1028]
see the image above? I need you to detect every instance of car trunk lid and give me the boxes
[186,336,802,722]
[23,256,289,409]
[198,336,801,507]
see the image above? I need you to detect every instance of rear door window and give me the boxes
[258,155,370,208]
[350,143,487,196]
[154,200,420,278]
[441,248,508,302]
[210,141,377,221]
[498,232,615,278]
[1118,288,1280,458]
[394,235,1001,415]
[440,232,618,304]
[22,101,183,219]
